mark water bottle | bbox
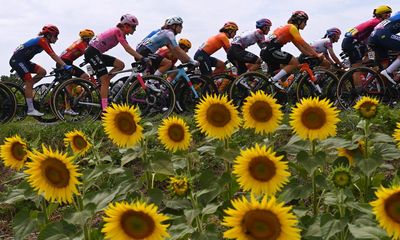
[111,81,124,96]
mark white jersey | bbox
[231,29,266,49]
[310,38,333,54]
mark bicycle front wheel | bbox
[0,83,17,123]
[2,81,27,121]
[126,75,175,122]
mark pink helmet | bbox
[120,14,139,26]
[326,27,341,38]
[40,24,59,35]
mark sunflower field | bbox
[1,93,400,240]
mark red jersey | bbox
[157,46,178,65]
[60,39,88,62]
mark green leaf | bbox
[371,132,395,143]
[38,221,77,240]
[148,188,164,206]
[13,208,39,240]
[184,209,200,225]
[348,224,389,239]
[168,223,195,240]
[357,154,383,177]
[150,152,174,175]
[120,146,142,166]
[165,199,191,210]
[84,188,119,212]
[201,203,221,215]
[64,209,93,226]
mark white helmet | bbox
[165,16,183,26]
[120,14,139,26]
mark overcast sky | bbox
[0,0,398,81]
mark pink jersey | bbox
[346,18,381,42]
[89,27,128,53]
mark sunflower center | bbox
[42,158,70,188]
[242,209,281,240]
[333,171,351,187]
[359,102,377,119]
[301,107,326,130]
[250,101,273,122]
[384,192,400,223]
[168,124,185,142]
[11,142,26,161]
[115,112,137,135]
[249,156,276,182]
[72,135,87,150]
[206,103,231,127]
[120,210,155,239]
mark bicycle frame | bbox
[167,66,200,99]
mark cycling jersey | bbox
[231,29,266,49]
[199,32,231,55]
[369,12,400,59]
[60,39,88,62]
[156,46,178,65]
[89,27,129,53]
[372,12,400,34]
[345,18,381,43]
[311,38,332,54]
[136,29,160,50]
[138,29,178,53]
[268,24,307,47]
[11,36,55,60]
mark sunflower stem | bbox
[310,139,318,216]
[41,197,49,224]
[142,139,152,190]
[224,138,232,200]
[362,119,370,202]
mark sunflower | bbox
[223,195,301,240]
[103,103,143,148]
[0,135,28,171]
[102,201,170,240]
[158,116,191,152]
[233,144,290,196]
[242,91,283,134]
[393,122,400,149]
[24,145,81,204]
[337,140,366,166]
[370,185,400,239]
[169,176,189,196]
[354,96,379,119]
[330,166,352,189]
[290,97,339,141]
[64,130,92,156]
[195,94,240,140]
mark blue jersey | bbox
[374,12,400,34]
[12,36,55,60]
[140,29,178,53]
[136,29,160,50]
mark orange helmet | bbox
[221,21,238,31]
[179,38,192,49]
[79,29,95,39]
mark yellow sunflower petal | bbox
[242,91,283,134]
[0,135,28,171]
[24,145,81,204]
[233,144,290,196]
[102,103,144,148]
[354,96,379,119]
[158,116,191,152]
[393,122,400,149]
[290,97,340,141]
[223,195,301,240]
[370,185,400,239]
[195,94,241,140]
[102,201,170,240]
[64,129,92,156]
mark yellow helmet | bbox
[373,5,392,16]
[178,38,192,49]
[79,29,95,39]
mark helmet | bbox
[373,5,392,16]
[120,14,139,26]
[221,21,239,31]
[179,38,192,49]
[326,27,341,38]
[256,18,272,29]
[289,11,309,24]
[79,29,95,39]
[41,24,59,35]
[165,16,183,26]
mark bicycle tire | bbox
[336,67,385,109]
[52,78,101,122]
[211,73,236,94]
[174,74,217,114]
[32,83,59,123]
[2,81,27,121]
[228,71,274,109]
[125,75,175,122]
[0,82,17,123]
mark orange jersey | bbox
[271,24,307,46]
[200,32,230,55]
[157,46,178,65]
[60,39,88,62]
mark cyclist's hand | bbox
[63,65,73,71]
[189,59,200,67]
[141,57,151,66]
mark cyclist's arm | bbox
[38,38,68,67]
[324,52,335,65]
[294,41,319,57]
[327,47,343,66]
[122,43,144,60]
[170,44,191,63]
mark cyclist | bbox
[9,24,72,117]
[156,38,192,80]
[84,14,146,111]
[260,11,322,90]
[227,18,271,75]
[341,5,392,67]
[136,16,198,76]
[369,11,400,84]
[194,21,239,76]
[309,27,345,69]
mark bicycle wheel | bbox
[110,76,130,104]
[33,83,58,123]
[296,68,339,103]
[228,71,274,109]
[2,81,27,121]
[336,67,385,109]
[125,75,175,121]
[52,78,101,122]
[211,73,236,94]
[174,75,217,114]
[0,83,17,123]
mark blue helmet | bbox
[256,18,272,29]
[326,27,341,38]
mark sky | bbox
[0,0,398,81]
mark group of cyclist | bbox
[7,5,400,118]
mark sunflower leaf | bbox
[38,221,77,240]
[348,223,390,239]
[13,208,39,240]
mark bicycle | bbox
[0,82,17,124]
[167,63,217,114]
[211,61,238,95]
[1,78,27,121]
